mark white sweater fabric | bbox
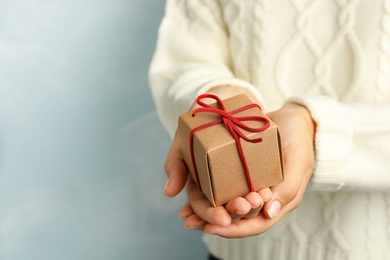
[149,1,390,259]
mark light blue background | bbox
[0,1,207,259]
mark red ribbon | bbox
[189,94,270,193]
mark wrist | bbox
[283,103,316,142]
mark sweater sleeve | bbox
[291,96,390,192]
[148,0,262,137]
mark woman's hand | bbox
[164,86,272,229]
[177,102,316,238]
[164,129,270,229]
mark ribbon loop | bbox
[189,94,270,193]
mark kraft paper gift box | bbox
[178,93,284,207]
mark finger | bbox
[186,178,231,227]
[243,192,264,219]
[183,214,207,230]
[263,129,314,219]
[204,214,273,238]
[224,197,252,222]
[264,166,312,219]
[164,132,188,197]
[204,200,293,238]
[179,201,207,230]
[179,202,194,220]
[257,188,273,203]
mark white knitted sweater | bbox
[149,1,390,259]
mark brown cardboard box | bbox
[178,94,284,207]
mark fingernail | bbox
[231,213,241,223]
[267,200,281,219]
[178,214,187,220]
[185,226,198,230]
[205,230,216,235]
[164,179,170,195]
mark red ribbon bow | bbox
[189,94,270,193]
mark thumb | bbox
[263,165,312,219]
[263,182,299,219]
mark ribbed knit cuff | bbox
[288,96,353,191]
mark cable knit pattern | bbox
[276,0,364,100]
[149,0,390,259]
[250,1,266,87]
[223,0,250,81]
[313,193,350,251]
[377,0,390,101]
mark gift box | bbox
[178,93,284,207]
